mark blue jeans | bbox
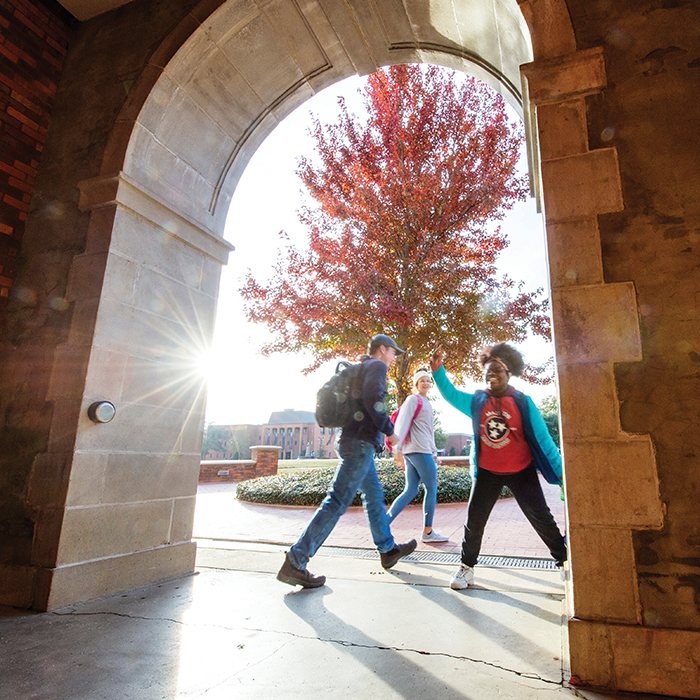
[461,464,567,567]
[387,453,438,528]
[288,439,395,570]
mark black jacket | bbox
[339,357,394,451]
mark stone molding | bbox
[521,46,606,106]
[78,171,234,265]
[551,282,642,365]
[36,541,197,611]
[568,618,700,698]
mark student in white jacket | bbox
[387,368,449,543]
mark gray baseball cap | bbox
[369,334,405,355]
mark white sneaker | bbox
[450,564,474,589]
[421,530,449,543]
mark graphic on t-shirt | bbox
[482,410,513,449]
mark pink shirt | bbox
[478,391,533,474]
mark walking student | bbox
[430,342,567,590]
[387,368,449,543]
[277,334,418,588]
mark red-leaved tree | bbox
[241,64,552,403]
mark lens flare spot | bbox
[48,296,69,311]
[13,286,36,304]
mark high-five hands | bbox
[430,344,444,372]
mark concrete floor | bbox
[0,542,682,699]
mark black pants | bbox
[461,464,567,567]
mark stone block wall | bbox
[0,0,72,314]
[521,2,700,694]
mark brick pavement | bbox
[193,475,566,560]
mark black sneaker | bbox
[276,553,326,588]
[380,539,417,570]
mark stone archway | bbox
[5,0,692,695]
[62,0,538,611]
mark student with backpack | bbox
[277,334,417,588]
[386,368,449,543]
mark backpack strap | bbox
[412,396,423,422]
[388,395,424,452]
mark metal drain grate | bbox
[477,555,557,570]
[316,546,557,570]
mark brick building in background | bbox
[203,409,339,461]
[443,433,472,457]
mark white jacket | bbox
[393,394,438,456]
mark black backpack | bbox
[315,361,366,428]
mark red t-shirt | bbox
[478,389,533,474]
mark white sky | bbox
[203,73,556,435]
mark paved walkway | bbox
[193,475,566,560]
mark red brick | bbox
[7,105,39,131]
[0,72,28,97]
[10,90,45,117]
[13,9,44,39]
[13,159,34,175]
[0,114,23,134]
[32,78,56,99]
[0,42,19,64]
[0,129,34,154]
[44,22,70,48]
[21,125,44,143]
[0,160,25,179]
[45,35,66,56]
[4,39,36,67]
[0,223,13,235]
[8,175,30,192]
[13,0,49,27]
[40,49,60,71]
[3,193,29,212]
[0,274,11,285]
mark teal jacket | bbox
[433,365,562,485]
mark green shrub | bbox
[235,460,513,507]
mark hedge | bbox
[235,459,512,507]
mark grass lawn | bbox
[278,458,338,471]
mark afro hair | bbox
[478,342,525,377]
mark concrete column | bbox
[521,47,691,695]
[30,172,233,610]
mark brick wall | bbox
[0,0,73,316]
[199,446,282,484]
[199,460,257,484]
[437,456,470,469]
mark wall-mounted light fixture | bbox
[88,401,116,424]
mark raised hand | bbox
[430,344,444,372]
